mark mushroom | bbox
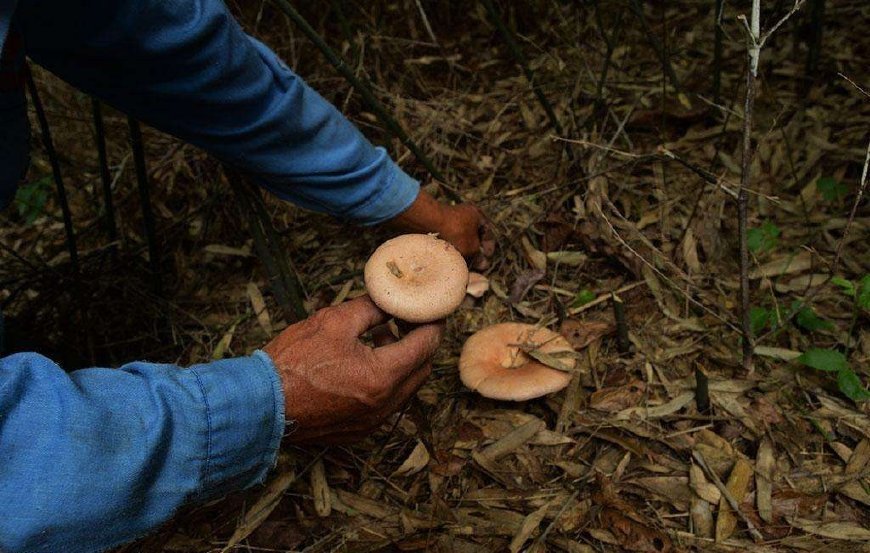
[459,322,575,401]
[364,234,469,323]
[465,272,490,298]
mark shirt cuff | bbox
[348,159,421,226]
[188,350,285,499]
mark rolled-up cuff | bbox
[347,158,421,226]
[188,350,285,499]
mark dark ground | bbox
[1,0,868,551]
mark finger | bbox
[333,294,389,336]
[373,322,443,381]
[478,218,496,257]
[384,362,432,414]
[370,323,397,348]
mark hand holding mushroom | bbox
[265,295,443,444]
[265,234,469,445]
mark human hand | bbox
[388,189,487,258]
[436,203,485,259]
[264,295,443,444]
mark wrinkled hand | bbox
[388,189,487,258]
[437,203,484,259]
[264,295,443,444]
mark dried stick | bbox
[329,0,360,68]
[91,99,118,244]
[692,450,764,542]
[576,0,624,134]
[592,0,623,104]
[269,0,459,201]
[25,68,79,272]
[838,72,869,98]
[413,0,439,46]
[481,0,573,160]
[595,202,743,334]
[128,117,163,297]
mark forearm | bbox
[0,351,284,553]
[19,0,419,225]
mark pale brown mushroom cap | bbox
[465,272,490,298]
[364,234,469,323]
[459,322,575,401]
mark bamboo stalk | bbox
[26,68,97,363]
[127,117,163,297]
[737,2,760,373]
[804,0,825,92]
[695,366,710,413]
[612,292,630,355]
[270,0,459,201]
[247,181,307,322]
[25,67,79,272]
[328,0,359,64]
[592,1,623,105]
[226,170,307,322]
[481,0,573,161]
[92,99,118,243]
[628,0,686,104]
[713,0,725,105]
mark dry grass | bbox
[2,1,869,551]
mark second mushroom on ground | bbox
[459,322,576,401]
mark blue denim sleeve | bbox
[0,350,285,553]
[15,0,420,225]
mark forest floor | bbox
[2,1,869,551]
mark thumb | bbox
[373,322,444,382]
[370,323,397,348]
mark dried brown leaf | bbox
[221,467,296,552]
[756,438,775,523]
[715,458,753,542]
[310,458,331,517]
[590,380,646,412]
[247,281,272,336]
[559,319,612,350]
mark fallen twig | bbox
[692,450,764,542]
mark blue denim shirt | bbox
[0,0,420,222]
[0,0,421,551]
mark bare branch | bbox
[759,0,807,47]
[838,72,870,98]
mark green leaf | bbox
[857,275,870,311]
[570,289,595,308]
[837,369,870,402]
[14,176,52,224]
[831,277,855,297]
[816,176,848,202]
[792,301,833,331]
[798,348,849,372]
[750,307,772,335]
[747,221,780,253]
